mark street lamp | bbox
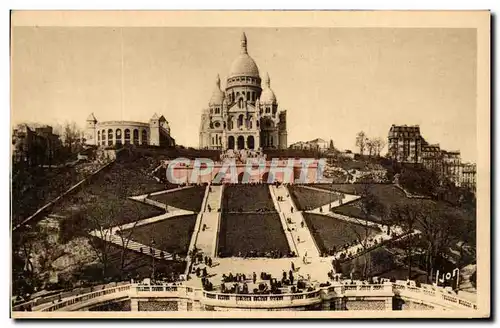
[151,238,156,281]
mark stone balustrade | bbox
[16,279,477,312]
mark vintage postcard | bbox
[10,10,490,319]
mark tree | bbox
[348,186,382,278]
[62,121,82,154]
[82,196,119,280]
[372,138,386,157]
[115,210,142,279]
[416,206,456,284]
[355,131,368,155]
[389,204,421,280]
[366,139,374,158]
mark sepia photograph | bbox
[9,10,490,319]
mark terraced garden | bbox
[149,186,206,212]
[288,185,342,211]
[223,184,275,212]
[123,214,197,256]
[303,213,380,255]
[218,213,290,257]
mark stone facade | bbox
[199,32,287,151]
[388,124,471,187]
[12,124,62,166]
[85,113,175,148]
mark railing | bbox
[201,289,322,308]
[40,285,132,312]
[16,279,477,312]
[393,282,477,310]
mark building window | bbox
[247,92,251,101]
[133,129,139,145]
[108,129,113,146]
[141,129,148,145]
[210,108,213,114]
[115,129,122,145]
[97,131,100,142]
[124,129,131,145]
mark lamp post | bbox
[151,238,156,281]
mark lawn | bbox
[302,213,380,255]
[12,165,98,225]
[123,214,197,256]
[51,154,172,231]
[150,186,206,212]
[223,185,276,212]
[288,185,342,211]
[217,213,290,257]
[78,240,187,282]
[310,184,474,228]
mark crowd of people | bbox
[219,149,266,163]
[202,269,315,295]
[218,250,297,259]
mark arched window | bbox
[97,131,100,142]
[133,129,139,145]
[212,137,215,145]
[238,114,244,128]
[239,98,244,109]
[107,129,113,146]
[115,129,122,145]
[124,129,131,145]
[247,92,251,101]
[249,120,253,129]
[141,129,148,145]
[102,129,106,145]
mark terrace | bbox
[218,213,290,258]
[223,184,275,212]
[149,186,206,212]
[303,213,380,256]
[122,214,197,256]
[288,185,343,211]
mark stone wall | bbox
[138,300,179,311]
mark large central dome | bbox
[228,32,260,78]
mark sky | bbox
[11,27,477,162]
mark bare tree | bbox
[348,186,382,278]
[389,204,420,280]
[415,206,455,284]
[366,139,374,158]
[63,121,82,154]
[355,131,368,155]
[82,198,120,280]
[374,137,387,157]
[115,216,141,278]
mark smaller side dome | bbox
[260,73,277,104]
[209,74,225,105]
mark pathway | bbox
[269,185,320,259]
[193,185,224,258]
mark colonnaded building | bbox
[199,32,288,151]
[84,113,175,148]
